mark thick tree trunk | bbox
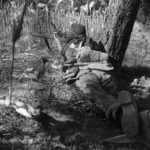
[100,0,140,67]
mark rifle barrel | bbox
[32,33,54,39]
[63,63,88,67]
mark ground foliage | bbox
[0,1,150,150]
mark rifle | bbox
[31,33,54,39]
[63,62,114,71]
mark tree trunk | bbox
[100,0,140,67]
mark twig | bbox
[31,33,54,39]
[8,43,15,106]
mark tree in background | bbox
[137,0,150,24]
[99,0,141,67]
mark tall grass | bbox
[0,0,150,69]
[53,10,105,38]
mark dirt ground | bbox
[0,32,150,150]
[0,4,150,148]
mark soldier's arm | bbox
[77,46,109,63]
[84,38,106,52]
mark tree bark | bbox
[99,0,140,67]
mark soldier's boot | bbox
[118,91,139,138]
[107,91,150,148]
[137,110,150,148]
[107,90,139,138]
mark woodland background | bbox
[0,0,150,150]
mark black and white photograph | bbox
[0,0,150,149]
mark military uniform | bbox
[55,23,150,146]
[56,24,121,112]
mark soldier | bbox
[55,23,106,52]
[54,23,150,147]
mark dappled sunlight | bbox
[0,0,150,150]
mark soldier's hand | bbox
[76,46,92,62]
[65,58,77,64]
[63,67,79,79]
